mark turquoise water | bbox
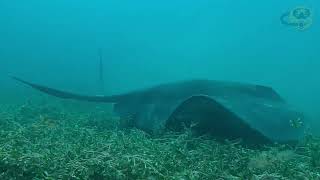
[0,1,319,127]
[0,1,320,179]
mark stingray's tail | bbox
[11,76,117,103]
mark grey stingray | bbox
[12,76,305,144]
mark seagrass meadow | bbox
[1,0,320,179]
[0,99,319,180]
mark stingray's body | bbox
[12,77,305,144]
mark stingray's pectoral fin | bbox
[11,76,116,103]
[166,95,272,145]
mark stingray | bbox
[12,76,305,145]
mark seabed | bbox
[0,99,319,179]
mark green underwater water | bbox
[0,0,320,179]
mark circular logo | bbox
[292,7,311,19]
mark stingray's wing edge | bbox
[165,95,272,145]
